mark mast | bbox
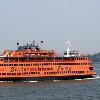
[64,41,71,57]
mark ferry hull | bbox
[0,75,94,82]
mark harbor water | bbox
[0,63,100,100]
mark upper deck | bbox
[0,41,88,59]
[0,41,56,58]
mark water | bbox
[0,64,100,100]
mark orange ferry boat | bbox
[0,41,96,81]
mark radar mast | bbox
[64,41,71,57]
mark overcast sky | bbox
[0,0,100,54]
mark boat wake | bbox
[75,75,100,81]
[0,75,100,82]
[93,75,100,79]
[23,81,38,83]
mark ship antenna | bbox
[17,42,19,49]
[33,40,35,46]
[65,41,71,57]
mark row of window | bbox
[0,72,40,76]
[44,71,85,74]
[2,57,89,62]
[0,71,86,76]
[0,63,91,66]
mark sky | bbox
[0,0,100,54]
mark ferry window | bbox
[48,53,51,56]
[81,71,83,73]
[23,64,25,66]
[66,63,68,65]
[46,68,49,70]
[39,63,41,66]
[19,64,23,66]
[43,53,47,55]
[17,73,21,75]
[47,57,54,60]
[23,72,28,75]
[2,73,6,75]
[61,63,64,65]
[14,64,18,66]
[0,59,3,61]
[55,57,62,60]
[35,72,38,74]
[30,64,32,66]
[82,58,84,60]
[12,73,16,75]
[75,58,77,60]
[44,63,48,65]
[77,58,79,60]
[59,72,61,74]
[74,63,77,65]
[78,71,80,74]
[34,63,39,66]
[74,58,77,60]
[7,73,10,75]
[18,53,21,55]
[26,64,29,66]
[38,68,41,71]
[84,63,85,65]
[58,63,61,65]
[31,72,35,74]
[71,58,74,60]
[9,73,11,75]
